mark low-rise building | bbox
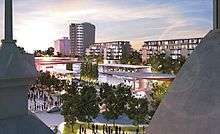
[35,57,80,72]
[98,64,175,93]
[86,41,131,64]
[141,38,203,61]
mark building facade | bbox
[86,41,131,64]
[141,38,203,61]
[69,22,95,57]
[54,37,71,56]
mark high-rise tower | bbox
[69,22,95,57]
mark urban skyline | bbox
[0,0,212,53]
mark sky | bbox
[0,0,213,53]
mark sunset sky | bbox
[0,0,213,53]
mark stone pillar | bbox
[0,0,54,133]
[5,0,13,41]
[0,78,33,119]
[214,0,220,29]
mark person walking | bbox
[96,125,98,133]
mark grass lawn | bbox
[62,122,146,134]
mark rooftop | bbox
[102,70,175,80]
[99,64,150,69]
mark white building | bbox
[141,38,203,61]
[86,41,131,64]
[98,64,175,93]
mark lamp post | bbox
[214,0,220,29]
[5,0,13,41]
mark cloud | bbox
[0,0,212,52]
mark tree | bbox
[80,56,99,82]
[55,52,62,57]
[147,53,186,74]
[100,83,118,124]
[50,75,61,91]
[115,84,132,114]
[46,47,54,56]
[173,56,186,74]
[77,84,100,125]
[37,71,51,85]
[34,50,44,57]
[66,63,73,71]
[100,83,132,126]
[37,71,61,92]
[127,98,149,127]
[150,82,170,116]
[121,51,142,65]
[61,82,80,132]
[34,47,55,57]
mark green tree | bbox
[173,56,186,74]
[50,75,61,91]
[147,53,186,74]
[115,84,132,114]
[37,71,61,92]
[34,50,44,57]
[38,71,51,85]
[80,56,99,82]
[66,63,73,71]
[150,82,170,115]
[100,83,132,126]
[34,47,54,57]
[121,51,142,65]
[127,97,149,127]
[78,84,100,125]
[100,83,118,124]
[46,47,54,56]
[61,82,80,132]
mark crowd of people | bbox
[28,86,145,134]
[79,124,145,134]
[28,86,61,112]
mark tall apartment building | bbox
[86,41,131,64]
[141,38,203,61]
[69,22,95,57]
[54,37,71,56]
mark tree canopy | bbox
[121,50,142,65]
[127,97,149,126]
[80,56,99,82]
[147,53,186,74]
[149,82,171,116]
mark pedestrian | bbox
[92,124,95,134]
[119,127,121,134]
[136,128,139,134]
[108,126,111,134]
[103,125,105,134]
[84,128,86,134]
[96,125,98,133]
[79,125,82,134]
[105,125,108,133]
[115,126,118,134]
